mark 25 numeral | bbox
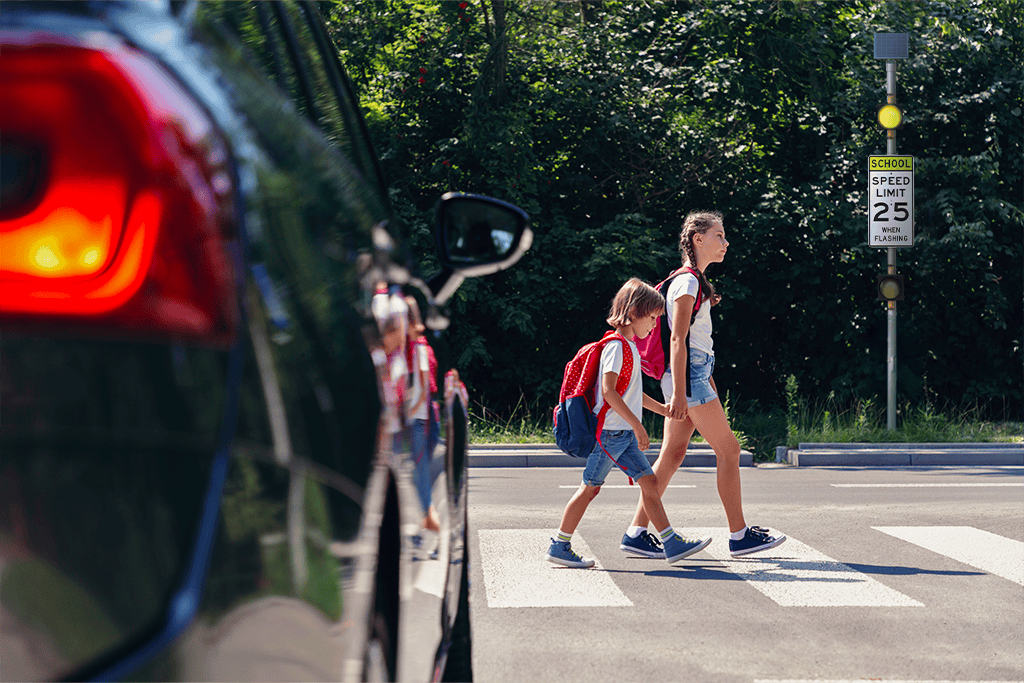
[873,201,910,222]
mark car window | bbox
[190,0,386,500]
[196,1,383,195]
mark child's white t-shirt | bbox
[666,271,713,355]
[382,350,406,435]
[592,338,642,431]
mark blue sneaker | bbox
[729,526,786,557]
[663,534,712,564]
[546,539,595,568]
[620,530,665,558]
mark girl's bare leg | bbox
[631,415,696,528]
[688,398,746,533]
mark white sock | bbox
[657,526,675,542]
[627,526,647,538]
[730,526,748,541]
[556,529,572,543]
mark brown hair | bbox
[607,278,665,327]
[405,295,424,333]
[678,210,722,303]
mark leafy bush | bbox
[327,0,1023,424]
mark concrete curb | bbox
[468,443,753,468]
[466,442,1024,468]
[777,442,1024,467]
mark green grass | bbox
[468,395,554,444]
[785,396,1023,448]
[466,393,752,450]
[468,387,1022,462]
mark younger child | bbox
[546,278,712,568]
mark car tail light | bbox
[0,36,239,345]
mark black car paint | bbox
[0,2,527,681]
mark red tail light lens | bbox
[0,36,238,344]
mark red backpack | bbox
[552,331,633,459]
[635,266,705,392]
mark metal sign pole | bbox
[886,60,898,431]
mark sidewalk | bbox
[467,442,1024,468]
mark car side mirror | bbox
[430,193,532,303]
[436,193,531,276]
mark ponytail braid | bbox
[678,211,721,304]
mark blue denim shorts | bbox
[582,430,655,487]
[660,349,717,408]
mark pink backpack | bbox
[635,266,704,384]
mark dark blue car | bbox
[0,2,530,680]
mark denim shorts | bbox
[582,430,655,487]
[660,349,717,408]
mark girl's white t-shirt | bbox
[592,338,642,431]
[405,342,431,423]
[666,271,713,355]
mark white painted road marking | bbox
[755,679,1023,683]
[477,529,633,608]
[687,528,923,607]
[476,526,1021,610]
[873,526,1024,586]
[833,482,1022,488]
[412,555,446,598]
[557,484,695,489]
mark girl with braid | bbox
[618,211,787,559]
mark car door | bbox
[174,2,412,680]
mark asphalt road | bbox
[466,464,1024,683]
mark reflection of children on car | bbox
[371,287,408,450]
[405,297,440,534]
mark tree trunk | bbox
[488,0,508,106]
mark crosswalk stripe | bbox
[833,483,1022,488]
[686,528,923,607]
[873,526,1024,586]
[754,679,1022,682]
[558,484,695,489]
[477,529,633,608]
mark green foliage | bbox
[326,0,1023,423]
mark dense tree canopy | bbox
[324,0,1023,421]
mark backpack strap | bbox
[656,276,675,379]
[656,267,689,374]
[681,266,707,398]
[594,331,632,434]
[593,331,637,483]
[660,267,705,397]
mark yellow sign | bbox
[869,156,913,171]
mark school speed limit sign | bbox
[868,155,914,247]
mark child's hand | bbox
[635,424,650,451]
[668,395,688,421]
